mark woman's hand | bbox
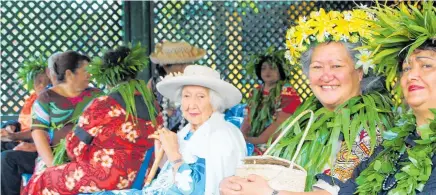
[219,176,246,195]
[148,127,181,162]
[220,175,274,195]
[238,175,274,195]
[32,129,54,167]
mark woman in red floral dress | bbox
[22,45,160,194]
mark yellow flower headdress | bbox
[285,8,376,74]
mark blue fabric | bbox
[246,143,254,156]
[21,173,33,186]
[224,104,246,119]
[131,146,154,190]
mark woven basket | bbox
[236,110,315,192]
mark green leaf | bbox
[406,35,430,58]
[374,160,382,171]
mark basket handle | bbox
[263,110,315,164]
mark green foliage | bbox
[363,1,436,91]
[356,109,436,195]
[87,43,149,87]
[18,56,47,90]
[88,43,157,125]
[268,92,394,191]
[53,139,69,166]
[247,80,284,137]
[110,79,157,125]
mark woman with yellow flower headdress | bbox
[220,6,395,195]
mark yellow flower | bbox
[333,15,352,39]
[292,21,314,46]
[350,34,360,43]
[310,9,336,42]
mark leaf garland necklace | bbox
[356,109,436,195]
[268,92,394,191]
[247,80,285,137]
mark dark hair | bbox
[103,46,137,82]
[398,40,436,72]
[53,51,90,82]
[254,56,287,83]
[156,64,168,77]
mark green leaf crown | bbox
[18,57,48,90]
[362,1,436,90]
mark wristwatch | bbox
[271,189,279,195]
[171,158,183,166]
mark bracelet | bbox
[271,189,279,195]
[171,158,183,165]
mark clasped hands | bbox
[148,127,181,162]
[219,175,274,195]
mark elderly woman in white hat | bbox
[149,41,206,132]
[97,65,246,195]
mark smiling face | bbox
[181,85,215,130]
[308,42,363,110]
[400,49,436,112]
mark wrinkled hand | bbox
[148,127,181,161]
[237,175,273,195]
[13,142,37,152]
[219,176,247,195]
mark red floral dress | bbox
[22,95,160,195]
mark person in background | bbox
[1,57,51,151]
[148,41,206,132]
[242,47,301,154]
[21,51,102,194]
[1,53,59,195]
[23,44,160,194]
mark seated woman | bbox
[220,8,394,195]
[242,47,301,154]
[22,51,103,194]
[1,57,51,151]
[22,45,160,194]
[97,65,247,195]
[347,3,436,194]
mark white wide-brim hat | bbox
[156,65,242,110]
[150,41,206,65]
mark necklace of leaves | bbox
[356,108,436,195]
[247,80,285,137]
[268,92,394,191]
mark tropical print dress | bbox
[89,131,207,195]
[30,88,102,173]
[23,93,160,195]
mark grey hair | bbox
[300,41,385,93]
[47,52,63,77]
[174,86,226,113]
[300,41,362,77]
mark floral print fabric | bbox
[22,94,157,195]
